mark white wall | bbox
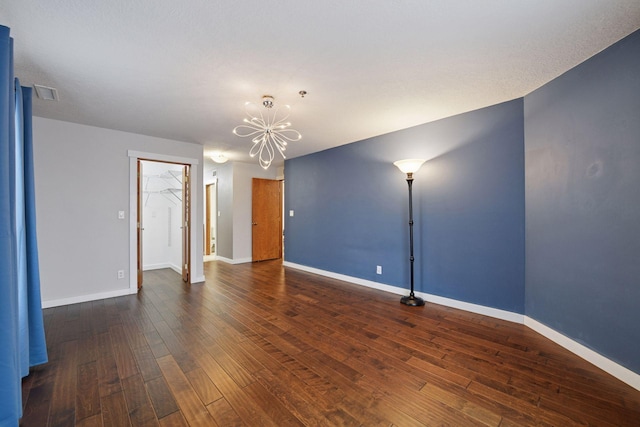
[33,117,204,307]
[212,161,277,263]
[215,162,233,259]
[232,162,277,261]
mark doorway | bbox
[204,181,217,261]
[138,160,191,288]
[128,150,199,293]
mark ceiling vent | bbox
[33,84,59,101]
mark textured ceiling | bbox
[2,1,640,167]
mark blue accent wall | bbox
[524,30,640,373]
[285,99,525,313]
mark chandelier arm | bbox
[273,105,292,122]
[249,136,265,157]
[274,129,302,142]
[265,138,275,161]
[270,131,288,147]
[244,102,261,120]
[269,134,288,158]
[249,142,261,158]
[248,117,267,127]
[252,133,269,147]
[233,125,265,138]
[254,138,275,170]
[235,124,263,132]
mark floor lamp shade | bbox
[393,159,426,175]
[394,159,426,306]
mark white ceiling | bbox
[3,1,640,167]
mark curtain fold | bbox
[0,25,48,426]
[20,84,48,369]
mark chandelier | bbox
[232,95,302,169]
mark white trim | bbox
[168,263,182,275]
[42,287,137,309]
[128,152,200,293]
[283,261,639,391]
[525,317,640,391]
[143,264,204,283]
[143,263,173,271]
[216,256,252,265]
[283,261,523,323]
[127,150,199,165]
[424,293,524,324]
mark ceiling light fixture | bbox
[210,152,228,164]
[232,95,301,170]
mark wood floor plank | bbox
[251,366,335,426]
[121,374,160,427]
[206,398,245,427]
[20,368,54,427]
[156,355,217,427]
[195,351,278,426]
[100,390,131,427]
[75,361,101,421]
[23,262,640,426]
[48,340,78,427]
[240,381,305,426]
[145,376,180,420]
[184,367,223,405]
[75,414,103,427]
[109,324,139,379]
[157,411,190,427]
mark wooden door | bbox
[252,178,282,262]
[182,165,191,282]
[137,160,143,289]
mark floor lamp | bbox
[393,159,426,307]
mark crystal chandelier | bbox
[232,95,302,169]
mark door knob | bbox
[252,222,257,226]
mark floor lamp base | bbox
[400,295,425,307]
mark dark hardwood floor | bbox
[21,260,640,426]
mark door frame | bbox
[128,150,200,293]
[205,182,217,256]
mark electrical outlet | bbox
[376,265,382,275]
[117,270,125,279]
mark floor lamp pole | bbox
[393,158,426,307]
[401,173,424,306]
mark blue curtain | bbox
[1,25,48,426]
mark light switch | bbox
[118,211,125,220]
[289,210,294,217]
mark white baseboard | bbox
[144,263,182,275]
[143,263,172,271]
[42,287,137,309]
[216,256,252,265]
[524,317,640,391]
[283,261,639,391]
[191,275,206,284]
[283,262,523,323]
